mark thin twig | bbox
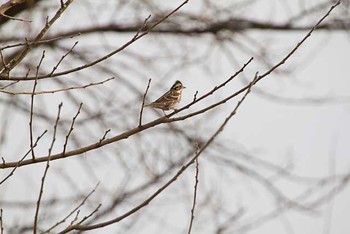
[69,211,80,227]
[193,91,198,102]
[29,51,45,160]
[62,103,83,156]
[98,129,111,145]
[0,77,115,95]
[33,103,63,234]
[76,204,102,225]
[50,41,78,75]
[134,15,152,38]
[188,142,200,234]
[139,78,151,127]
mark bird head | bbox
[171,80,186,92]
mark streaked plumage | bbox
[145,80,185,112]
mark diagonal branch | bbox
[138,78,151,127]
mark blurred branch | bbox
[0,0,42,25]
[232,171,350,233]
[44,183,99,234]
[187,143,200,234]
[0,33,81,50]
[7,14,348,42]
[0,0,30,22]
[2,0,190,80]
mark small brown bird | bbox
[145,80,185,114]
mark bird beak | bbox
[183,86,186,89]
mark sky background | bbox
[1,0,350,233]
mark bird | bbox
[144,80,185,114]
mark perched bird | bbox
[145,80,185,114]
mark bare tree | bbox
[0,0,349,233]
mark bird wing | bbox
[153,90,178,103]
